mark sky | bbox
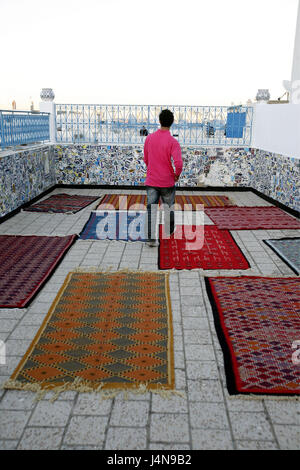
[0,0,298,109]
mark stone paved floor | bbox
[0,188,299,450]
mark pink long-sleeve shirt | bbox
[143,129,183,187]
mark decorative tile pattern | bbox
[55,145,147,186]
[54,145,299,211]
[1,143,299,218]
[251,150,300,213]
[54,145,254,187]
[0,145,56,218]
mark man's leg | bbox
[146,186,160,243]
[160,186,176,237]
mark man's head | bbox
[159,109,174,128]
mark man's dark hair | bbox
[159,109,174,128]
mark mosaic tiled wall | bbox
[1,143,298,218]
[54,144,299,211]
[55,144,255,187]
[0,145,56,218]
[55,145,147,186]
[251,149,299,212]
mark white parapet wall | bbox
[252,103,300,159]
[39,101,56,143]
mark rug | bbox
[158,225,250,270]
[205,276,300,396]
[96,193,235,211]
[24,194,99,213]
[0,235,77,308]
[171,194,235,210]
[263,238,300,275]
[96,194,147,211]
[4,271,175,396]
[79,211,147,241]
[205,207,300,230]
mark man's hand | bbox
[174,174,179,182]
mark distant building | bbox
[12,100,16,110]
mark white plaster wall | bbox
[291,0,300,84]
[39,101,56,143]
[252,103,300,158]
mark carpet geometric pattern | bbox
[171,194,235,210]
[205,207,300,230]
[24,193,99,213]
[0,235,77,308]
[159,225,250,270]
[96,194,147,211]
[205,276,300,395]
[79,212,147,241]
[6,271,174,392]
[263,238,300,275]
[96,193,235,211]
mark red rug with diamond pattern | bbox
[0,235,77,307]
[205,206,300,229]
[205,276,300,396]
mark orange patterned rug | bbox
[4,271,175,398]
[96,193,235,210]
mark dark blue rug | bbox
[79,212,147,241]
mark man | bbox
[143,109,183,247]
[140,126,149,136]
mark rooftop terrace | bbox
[1,0,300,455]
[0,186,299,450]
[0,76,300,452]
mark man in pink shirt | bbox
[143,109,183,246]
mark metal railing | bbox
[0,110,50,149]
[56,104,253,147]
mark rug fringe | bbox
[2,378,184,402]
[3,378,297,402]
[72,267,170,276]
